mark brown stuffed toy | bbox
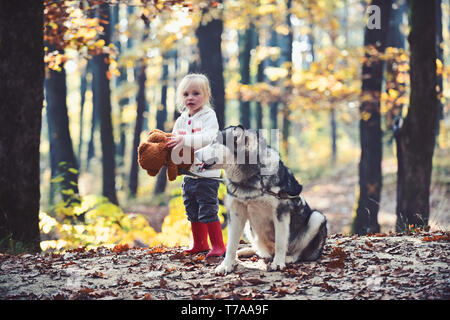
[138,129,193,181]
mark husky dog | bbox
[195,125,327,274]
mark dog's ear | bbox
[234,125,245,144]
[278,163,303,196]
[234,125,245,135]
[256,131,268,153]
[245,129,259,163]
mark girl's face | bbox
[183,84,206,116]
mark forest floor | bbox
[1,156,449,300]
[0,231,448,300]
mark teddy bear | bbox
[138,129,193,181]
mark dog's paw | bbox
[215,260,236,275]
[268,258,286,271]
[285,255,296,263]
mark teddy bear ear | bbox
[148,132,168,144]
[166,162,178,181]
[149,128,166,136]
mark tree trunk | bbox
[238,26,253,129]
[154,59,169,195]
[268,27,279,130]
[86,7,98,170]
[281,0,293,156]
[0,1,44,253]
[45,60,80,205]
[128,62,146,197]
[330,108,337,165]
[385,0,407,132]
[86,73,98,170]
[255,27,264,130]
[195,4,225,130]
[79,60,91,169]
[435,0,443,139]
[112,4,128,168]
[395,0,437,231]
[92,3,118,205]
[329,34,338,166]
[129,19,150,198]
[352,0,392,235]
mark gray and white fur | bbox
[195,125,327,274]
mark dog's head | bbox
[195,125,266,171]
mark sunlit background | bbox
[39,0,450,252]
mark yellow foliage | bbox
[438,121,449,149]
[258,3,277,16]
[151,183,228,247]
[436,59,443,75]
[39,195,158,252]
[40,183,229,252]
[265,66,289,82]
[151,196,191,247]
[361,111,371,122]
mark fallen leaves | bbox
[113,244,130,253]
[245,278,267,285]
[147,246,166,254]
[90,271,106,279]
[325,246,347,269]
[159,278,168,289]
[422,233,450,242]
[0,231,449,300]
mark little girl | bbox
[166,74,225,257]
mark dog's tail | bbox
[237,247,256,257]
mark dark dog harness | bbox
[225,175,302,201]
[181,169,300,200]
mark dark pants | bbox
[182,177,220,224]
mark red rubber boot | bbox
[184,222,210,255]
[206,221,226,257]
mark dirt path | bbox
[303,159,449,235]
[1,231,448,300]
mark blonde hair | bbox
[175,73,212,113]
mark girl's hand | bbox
[166,135,184,149]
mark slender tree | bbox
[395,0,437,231]
[129,17,150,197]
[195,2,225,129]
[86,79,99,170]
[268,26,279,131]
[0,0,44,252]
[86,7,98,170]
[45,57,80,205]
[385,0,407,132]
[255,28,264,130]
[79,60,91,169]
[92,3,118,205]
[238,25,253,129]
[435,0,443,138]
[352,0,392,235]
[329,34,338,165]
[280,0,293,156]
[154,55,170,195]
[113,4,133,168]
[128,60,147,197]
